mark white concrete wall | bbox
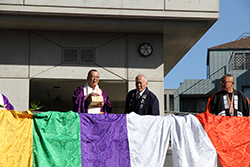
[0,0,219,19]
[0,30,30,111]
[126,34,164,115]
[0,79,29,111]
[29,32,164,80]
[0,30,29,78]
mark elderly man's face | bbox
[87,71,100,88]
[221,76,234,92]
[136,75,148,92]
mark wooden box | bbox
[89,96,103,107]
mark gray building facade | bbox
[174,35,250,113]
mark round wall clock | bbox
[139,43,153,57]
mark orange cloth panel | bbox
[0,110,33,167]
[196,112,250,167]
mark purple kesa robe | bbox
[0,93,14,110]
[72,86,112,113]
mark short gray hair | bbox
[136,74,147,82]
[222,74,234,82]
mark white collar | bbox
[137,88,146,97]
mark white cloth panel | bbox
[0,94,3,106]
[83,83,102,113]
[234,95,238,110]
[127,112,171,167]
[171,114,218,167]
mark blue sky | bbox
[164,0,250,89]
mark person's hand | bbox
[84,92,100,100]
[91,92,100,97]
[96,102,104,107]
[92,93,103,107]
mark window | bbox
[164,94,175,112]
[233,52,250,70]
[180,97,208,113]
[169,95,174,111]
[63,48,95,64]
[164,95,166,111]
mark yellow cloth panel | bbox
[0,110,33,167]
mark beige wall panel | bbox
[25,0,164,10]
[29,31,127,79]
[0,30,29,77]
[147,81,164,116]
[96,35,127,80]
[30,66,88,79]
[30,66,124,80]
[127,34,163,81]
[0,65,28,77]
[0,0,22,4]
[166,0,219,11]
[126,34,164,115]
[128,64,164,81]
[30,32,62,65]
[0,5,219,19]
[31,31,123,48]
[97,68,127,80]
[0,79,29,111]
[29,31,62,78]
[61,33,124,48]
[127,80,136,92]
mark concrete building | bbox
[164,89,176,114]
[0,0,219,115]
[174,35,250,113]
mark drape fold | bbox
[196,112,250,167]
[0,110,33,167]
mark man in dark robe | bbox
[206,74,250,116]
[124,74,159,115]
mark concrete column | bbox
[166,94,170,111]
[0,79,29,111]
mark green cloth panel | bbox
[33,111,81,167]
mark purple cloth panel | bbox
[79,113,130,167]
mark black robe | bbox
[124,87,159,115]
[206,89,250,116]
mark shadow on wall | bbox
[30,79,127,113]
[0,30,163,69]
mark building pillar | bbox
[0,79,29,111]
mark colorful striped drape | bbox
[2,110,249,167]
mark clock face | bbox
[139,43,153,57]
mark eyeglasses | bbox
[90,76,100,79]
[220,80,233,84]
